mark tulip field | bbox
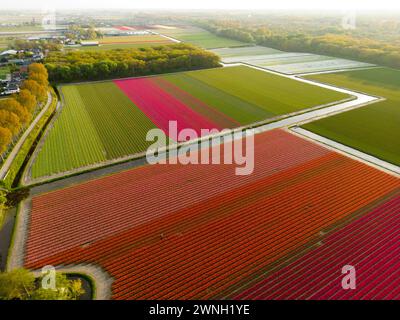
[30,65,349,179]
[153,25,248,48]
[23,130,400,299]
[4,9,400,305]
[235,192,400,300]
[30,82,159,178]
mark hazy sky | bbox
[1,0,399,11]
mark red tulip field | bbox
[235,192,400,300]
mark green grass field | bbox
[155,26,248,49]
[31,66,349,179]
[0,37,9,49]
[302,68,400,166]
[31,83,158,178]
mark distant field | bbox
[0,25,43,32]
[214,46,375,74]
[155,26,248,49]
[69,35,174,51]
[256,53,333,66]
[302,68,400,166]
[267,58,374,74]
[31,66,349,178]
[0,37,11,49]
[0,66,10,79]
[113,26,136,31]
[99,35,172,45]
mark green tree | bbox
[0,269,85,300]
[0,268,35,300]
[31,273,84,300]
[28,63,48,77]
[28,72,49,87]
[44,44,221,82]
[20,79,47,103]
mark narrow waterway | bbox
[0,207,16,271]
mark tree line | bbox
[10,39,62,52]
[45,43,221,82]
[0,63,49,157]
[196,20,400,69]
[64,25,103,41]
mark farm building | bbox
[81,41,99,46]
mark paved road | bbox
[0,91,52,181]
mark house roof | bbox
[81,41,99,46]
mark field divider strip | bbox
[151,31,182,43]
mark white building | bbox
[0,50,18,57]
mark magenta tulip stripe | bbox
[235,192,400,300]
[151,77,240,129]
[114,77,222,138]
